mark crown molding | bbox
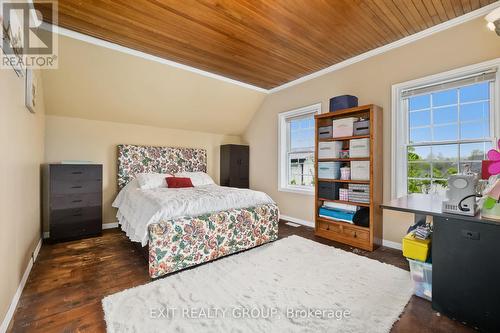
[42,2,500,95]
[268,1,500,93]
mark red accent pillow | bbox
[166,177,194,188]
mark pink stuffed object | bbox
[487,139,500,176]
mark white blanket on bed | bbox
[112,183,275,246]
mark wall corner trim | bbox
[0,238,42,333]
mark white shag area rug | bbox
[102,235,413,333]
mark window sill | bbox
[278,186,315,196]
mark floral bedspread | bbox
[148,203,279,278]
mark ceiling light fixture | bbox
[485,7,500,36]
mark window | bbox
[278,103,321,194]
[392,61,499,198]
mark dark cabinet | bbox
[44,164,103,242]
[433,216,500,332]
[220,145,249,188]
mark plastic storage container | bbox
[351,161,370,180]
[318,141,343,159]
[349,138,370,158]
[317,181,340,200]
[403,233,431,261]
[408,259,432,301]
[348,184,370,203]
[331,117,358,138]
[353,119,370,135]
[318,162,341,179]
[318,126,333,139]
[329,95,358,112]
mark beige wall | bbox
[243,17,500,243]
[0,69,45,325]
[44,116,242,228]
[41,36,266,136]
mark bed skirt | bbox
[148,203,279,278]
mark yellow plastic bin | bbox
[402,233,431,261]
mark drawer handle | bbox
[73,213,83,217]
[353,232,357,238]
[72,171,83,175]
[71,186,83,189]
[72,200,82,203]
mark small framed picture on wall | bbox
[25,69,38,113]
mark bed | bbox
[113,144,279,278]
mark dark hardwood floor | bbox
[8,221,474,332]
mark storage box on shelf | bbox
[314,104,383,251]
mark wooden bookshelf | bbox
[314,104,383,251]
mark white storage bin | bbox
[318,162,341,179]
[349,138,370,158]
[408,259,432,301]
[318,141,343,159]
[331,117,358,138]
[351,161,370,181]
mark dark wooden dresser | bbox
[43,164,103,242]
[220,144,249,188]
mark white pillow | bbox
[175,171,215,187]
[135,173,172,189]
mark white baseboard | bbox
[280,214,315,228]
[382,239,402,250]
[102,222,119,230]
[0,238,42,333]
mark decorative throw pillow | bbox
[166,177,194,188]
[174,172,215,186]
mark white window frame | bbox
[391,58,500,199]
[278,103,321,195]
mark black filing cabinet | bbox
[220,145,249,188]
[433,216,500,332]
[44,164,103,242]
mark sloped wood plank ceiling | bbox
[35,0,497,89]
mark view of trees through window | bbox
[406,81,492,194]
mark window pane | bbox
[460,142,491,161]
[409,95,430,110]
[460,82,489,103]
[288,152,314,186]
[433,89,457,107]
[433,162,458,179]
[290,116,314,150]
[433,124,458,141]
[432,144,458,161]
[460,101,489,122]
[408,146,432,161]
[408,162,431,178]
[409,110,431,127]
[433,106,457,124]
[459,162,483,176]
[410,127,431,143]
[460,121,489,139]
[408,179,431,194]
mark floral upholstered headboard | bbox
[117,144,207,189]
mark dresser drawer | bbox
[318,221,342,233]
[51,206,101,225]
[51,193,101,210]
[51,165,102,182]
[52,180,101,195]
[50,217,101,241]
[342,226,370,241]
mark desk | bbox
[382,194,500,333]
